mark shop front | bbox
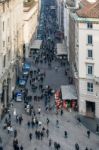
[55,85,77,111]
[86,101,95,118]
[61,85,77,111]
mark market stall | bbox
[61,85,77,110]
[56,43,67,59]
[55,90,62,109]
[30,40,42,52]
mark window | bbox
[88,49,93,58]
[87,82,93,92]
[8,18,9,27]
[3,41,5,47]
[87,65,93,75]
[8,50,11,60]
[8,36,10,42]
[88,35,93,45]
[87,22,93,29]
[3,4,5,12]
[3,21,4,31]
[3,55,6,68]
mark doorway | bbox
[86,101,95,117]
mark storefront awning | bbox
[61,85,77,100]
[30,40,42,50]
[56,43,67,56]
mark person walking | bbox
[60,109,63,116]
[85,147,88,150]
[40,131,43,140]
[87,130,90,138]
[56,120,59,128]
[38,107,41,115]
[64,131,67,138]
[46,129,49,138]
[19,115,23,125]
[14,129,17,138]
[96,124,99,133]
[16,115,19,123]
[75,143,79,150]
[49,138,52,147]
[0,146,3,150]
[20,145,23,150]
[46,118,50,126]
[29,133,32,141]
[27,121,30,128]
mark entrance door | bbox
[86,101,95,117]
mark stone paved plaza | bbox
[0,0,99,149]
[0,58,99,150]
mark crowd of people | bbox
[0,0,98,149]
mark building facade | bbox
[23,0,39,58]
[0,0,24,118]
[69,0,99,118]
[63,0,76,61]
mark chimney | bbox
[75,0,80,8]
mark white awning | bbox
[30,40,42,50]
[61,85,77,100]
[56,43,67,56]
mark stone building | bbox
[0,0,39,118]
[0,0,24,117]
[69,0,99,118]
[23,0,39,58]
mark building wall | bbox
[64,4,69,59]
[69,9,99,118]
[79,78,99,118]
[78,23,99,78]
[78,22,99,118]
[0,0,23,117]
[23,2,38,58]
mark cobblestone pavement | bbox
[0,0,99,149]
[0,58,99,150]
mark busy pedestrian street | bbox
[0,0,99,150]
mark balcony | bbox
[23,0,37,12]
[23,0,35,7]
